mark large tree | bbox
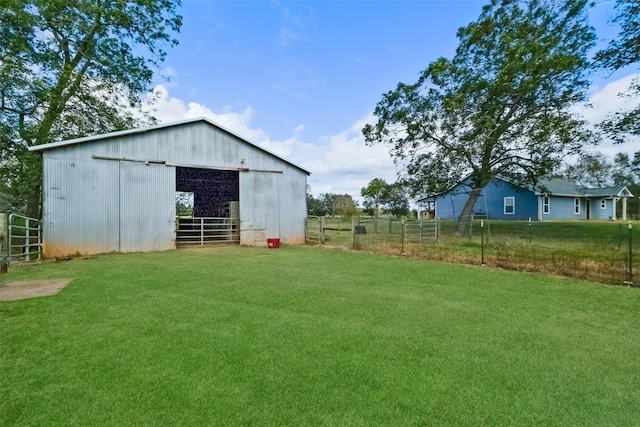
[0,0,182,217]
[381,182,410,218]
[361,178,410,218]
[561,151,613,188]
[360,178,389,216]
[595,0,640,142]
[363,0,596,233]
[333,194,357,217]
[611,151,640,186]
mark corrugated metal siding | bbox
[119,162,175,252]
[41,120,306,255]
[277,169,307,244]
[42,156,119,257]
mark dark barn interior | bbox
[176,167,239,217]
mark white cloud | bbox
[139,76,640,202]
[148,85,269,143]
[144,85,398,201]
[300,117,398,197]
[585,73,640,126]
[581,73,640,158]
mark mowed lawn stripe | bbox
[1,246,639,426]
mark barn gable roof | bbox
[28,117,310,175]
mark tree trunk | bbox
[25,184,41,220]
[456,187,483,236]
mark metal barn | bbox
[29,117,310,257]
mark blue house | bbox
[418,176,634,221]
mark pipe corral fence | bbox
[1,213,42,268]
[0,213,7,273]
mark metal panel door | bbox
[250,173,267,245]
[239,172,279,246]
[119,162,175,252]
[264,173,280,239]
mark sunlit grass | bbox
[1,246,639,425]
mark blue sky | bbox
[148,0,639,201]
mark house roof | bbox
[583,186,634,198]
[28,117,311,175]
[534,179,633,198]
[416,175,634,203]
[534,178,583,196]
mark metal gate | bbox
[404,219,438,243]
[305,216,324,245]
[175,217,240,247]
[8,213,42,265]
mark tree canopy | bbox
[361,178,410,218]
[306,191,357,217]
[561,152,613,188]
[595,0,640,142]
[332,194,357,217]
[0,0,182,215]
[360,178,389,216]
[363,0,596,230]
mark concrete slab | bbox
[0,279,73,302]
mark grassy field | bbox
[1,246,639,425]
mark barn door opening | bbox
[175,167,240,246]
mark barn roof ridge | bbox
[28,116,310,175]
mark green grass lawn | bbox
[1,246,639,426]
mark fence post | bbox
[0,213,7,274]
[24,217,31,260]
[627,221,633,286]
[401,217,406,256]
[320,217,326,245]
[618,222,623,251]
[528,217,532,244]
[481,219,485,265]
[351,216,356,250]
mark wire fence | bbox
[306,215,639,287]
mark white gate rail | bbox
[305,216,324,245]
[176,217,240,246]
[8,213,42,265]
[404,219,438,243]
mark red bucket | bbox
[267,238,280,249]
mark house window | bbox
[504,196,515,215]
[543,196,550,214]
[601,199,606,209]
[574,198,580,215]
